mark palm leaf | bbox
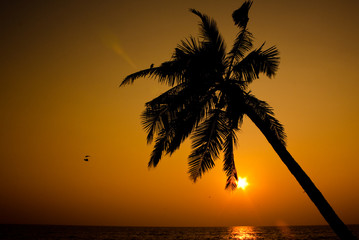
[165,90,215,154]
[147,99,213,168]
[245,93,286,146]
[143,82,216,158]
[223,128,238,190]
[142,104,168,144]
[227,29,253,65]
[189,9,226,61]
[188,109,227,181]
[232,1,253,29]
[142,85,185,144]
[224,0,254,79]
[120,61,184,87]
[174,36,226,86]
[144,83,187,109]
[232,44,279,85]
[175,37,202,57]
[148,128,172,168]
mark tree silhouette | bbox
[120,1,356,239]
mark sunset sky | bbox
[1,0,359,227]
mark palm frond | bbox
[142,105,165,144]
[144,83,187,109]
[223,127,238,190]
[147,94,214,168]
[120,61,184,87]
[148,129,171,168]
[174,36,226,86]
[227,29,253,64]
[232,1,253,29]
[232,44,279,85]
[120,68,155,86]
[189,9,226,60]
[245,93,286,146]
[141,84,187,144]
[165,90,215,154]
[175,37,202,57]
[226,0,253,73]
[142,82,216,156]
[188,109,227,181]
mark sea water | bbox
[1,224,359,240]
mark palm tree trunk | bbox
[246,109,357,240]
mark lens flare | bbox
[100,28,137,69]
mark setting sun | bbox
[237,177,249,190]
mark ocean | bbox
[1,224,358,240]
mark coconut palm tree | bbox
[120,1,356,239]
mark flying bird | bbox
[84,155,90,161]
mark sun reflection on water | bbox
[230,226,257,239]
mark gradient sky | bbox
[1,0,359,227]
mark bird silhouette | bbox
[84,155,90,161]
[150,63,154,68]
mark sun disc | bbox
[237,177,249,190]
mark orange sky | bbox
[1,0,359,227]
